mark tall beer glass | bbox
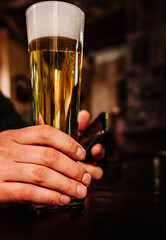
[26,1,85,210]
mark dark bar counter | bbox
[0,155,166,240]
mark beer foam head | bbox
[26,1,85,44]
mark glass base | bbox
[32,198,85,213]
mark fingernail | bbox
[60,195,70,205]
[77,184,87,198]
[76,146,86,160]
[82,173,91,186]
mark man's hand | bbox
[78,110,105,180]
[0,125,91,205]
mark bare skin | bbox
[0,110,104,206]
[78,110,105,173]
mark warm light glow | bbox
[0,29,11,98]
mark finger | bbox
[78,110,90,134]
[5,125,86,161]
[13,144,91,186]
[91,144,105,161]
[78,162,103,180]
[0,182,70,205]
[3,162,88,199]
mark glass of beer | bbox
[26,1,85,210]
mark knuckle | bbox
[67,140,77,156]
[72,164,85,181]
[47,191,57,205]
[38,125,53,140]
[0,141,11,157]
[32,166,46,184]
[0,130,10,138]
[0,129,16,142]
[63,180,72,194]
[0,131,12,153]
[42,148,56,166]
[19,186,33,201]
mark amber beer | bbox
[26,1,85,210]
[29,36,82,140]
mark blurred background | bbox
[0,0,166,156]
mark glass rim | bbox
[26,1,85,18]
